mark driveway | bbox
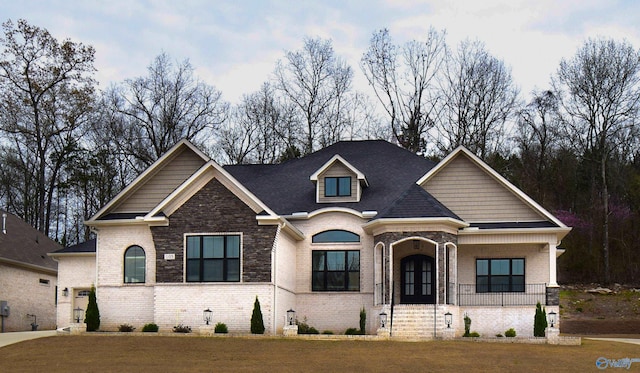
[0,331,57,348]
[586,337,640,345]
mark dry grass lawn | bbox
[0,335,639,372]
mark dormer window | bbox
[325,176,352,197]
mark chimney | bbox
[2,213,6,234]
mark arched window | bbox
[124,245,145,283]
[312,230,360,243]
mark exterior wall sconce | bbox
[287,309,296,326]
[444,312,452,328]
[203,308,213,325]
[379,311,387,328]
[73,307,84,323]
[62,288,69,297]
[548,310,557,328]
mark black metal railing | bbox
[457,283,546,306]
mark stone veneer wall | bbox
[545,286,560,306]
[375,231,457,304]
[151,178,277,283]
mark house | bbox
[51,140,570,338]
[0,209,59,332]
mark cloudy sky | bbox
[2,0,639,103]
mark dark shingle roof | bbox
[376,184,461,220]
[225,140,440,217]
[0,209,60,271]
[52,239,96,254]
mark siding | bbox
[114,148,206,213]
[422,155,543,222]
[318,162,359,203]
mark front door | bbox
[401,255,435,304]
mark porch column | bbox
[548,243,558,286]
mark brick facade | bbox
[151,178,277,283]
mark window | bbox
[324,176,351,197]
[39,278,50,285]
[124,245,145,283]
[312,250,360,291]
[312,230,360,243]
[186,235,240,282]
[476,258,524,293]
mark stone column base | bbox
[442,328,455,340]
[199,325,215,336]
[377,327,390,339]
[546,327,560,344]
[283,325,298,336]
[70,323,86,335]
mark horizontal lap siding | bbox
[115,148,206,213]
[423,155,543,222]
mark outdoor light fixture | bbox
[548,310,557,328]
[203,308,213,325]
[444,311,452,328]
[62,287,69,297]
[73,307,83,323]
[287,309,296,326]
[379,311,387,328]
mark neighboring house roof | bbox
[50,239,96,255]
[225,140,438,216]
[0,209,59,273]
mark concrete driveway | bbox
[0,331,57,348]
[586,337,640,345]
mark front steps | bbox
[390,304,446,340]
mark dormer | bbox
[310,155,369,203]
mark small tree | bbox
[534,302,548,337]
[463,314,471,337]
[85,285,100,331]
[250,296,265,334]
[359,307,366,335]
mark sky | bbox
[2,0,640,104]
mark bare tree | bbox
[437,39,519,159]
[275,37,354,154]
[361,28,446,154]
[553,37,640,283]
[105,53,228,170]
[0,19,96,234]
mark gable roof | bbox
[309,154,369,186]
[225,140,438,217]
[376,184,461,220]
[49,239,96,256]
[0,209,59,273]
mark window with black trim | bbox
[186,235,240,282]
[312,230,360,243]
[312,250,360,291]
[476,258,524,293]
[124,245,145,283]
[324,176,351,197]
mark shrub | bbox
[463,314,471,337]
[359,306,366,335]
[142,323,159,332]
[118,324,135,332]
[496,333,503,338]
[469,331,480,337]
[250,296,265,334]
[85,285,100,332]
[173,324,191,333]
[505,328,516,337]
[533,302,548,337]
[322,330,334,335]
[296,318,319,334]
[345,327,361,335]
[214,322,228,334]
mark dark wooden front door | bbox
[401,255,435,304]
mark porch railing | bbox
[457,283,546,306]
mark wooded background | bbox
[1,19,639,284]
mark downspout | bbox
[2,212,7,234]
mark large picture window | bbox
[124,245,145,283]
[476,258,524,293]
[186,235,240,282]
[312,250,360,291]
[324,176,351,197]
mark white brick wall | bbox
[55,255,96,328]
[0,263,57,331]
[97,285,154,330]
[458,305,560,338]
[97,225,157,286]
[296,293,375,333]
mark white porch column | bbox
[548,242,558,286]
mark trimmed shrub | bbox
[505,328,516,338]
[173,324,191,333]
[214,322,228,334]
[85,285,100,332]
[359,307,366,335]
[463,314,471,337]
[118,324,135,332]
[496,333,503,338]
[296,318,319,334]
[534,302,548,337]
[250,296,265,334]
[322,330,334,335]
[345,327,360,335]
[469,331,480,337]
[142,323,159,332]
